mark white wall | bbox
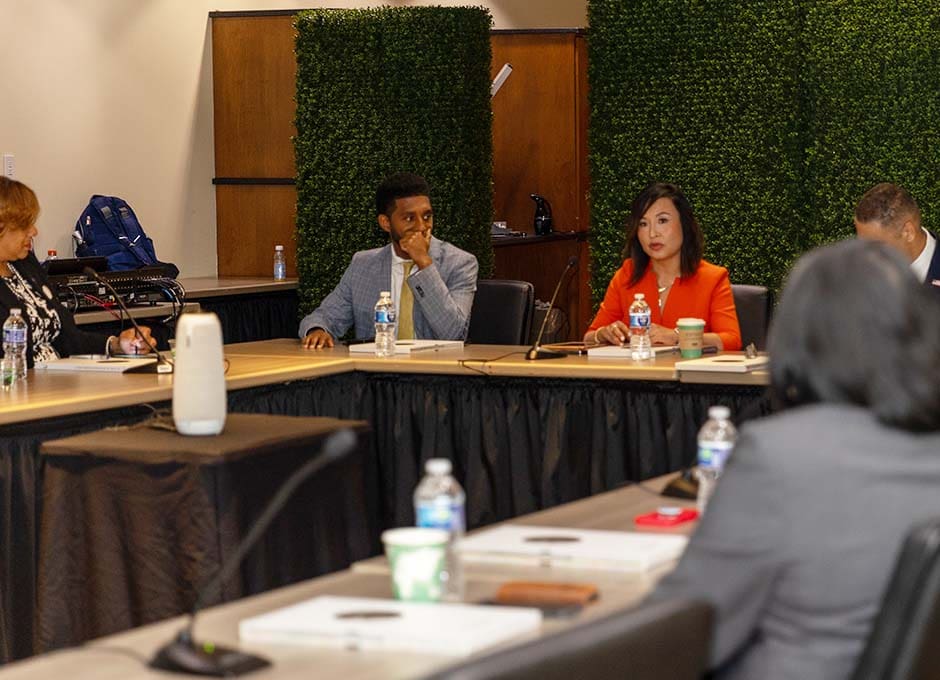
[0,1,587,277]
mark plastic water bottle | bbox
[696,405,737,514]
[629,293,652,360]
[374,291,396,357]
[414,458,466,601]
[3,308,28,383]
[273,245,286,281]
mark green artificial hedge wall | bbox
[802,2,940,249]
[294,7,494,317]
[588,0,940,305]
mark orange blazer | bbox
[589,260,742,350]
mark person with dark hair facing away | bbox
[584,182,741,350]
[300,172,478,348]
[649,239,940,680]
[0,177,153,366]
[854,182,940,293]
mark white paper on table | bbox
[457,524,688,572]
[586,345,677,358]
[34,356,159,373]
[239,595,541,656]
[674,354,769,373]
[347,340,464,354]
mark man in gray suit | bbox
[300,172,478,348]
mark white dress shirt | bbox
[910,228,936,284]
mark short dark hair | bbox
[853,182,920,231]
[375,172,430,216]
[622,182,704,286]
[769,239,940,431]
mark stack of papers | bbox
[35,356,159,373]
[674,354,768,373]
[239,595,541,656]
[457,525,688,572]
[348,340,464,354]
[586,345,677,358]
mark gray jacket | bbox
[651,403,940,680]
[298,236,478,341]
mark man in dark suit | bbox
[854,182,940,293]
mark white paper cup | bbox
[677,318,706,358]
[381,527,449,602]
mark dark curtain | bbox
[36,432,375,653]
[0,404,156,662]
[198,292,298,344]
[230,373,769,530]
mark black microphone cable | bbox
[83,266,173,372]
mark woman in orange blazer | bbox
[585,182,741,350]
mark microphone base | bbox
[525,346,566,361]
[124,359,174,374]
[149,637,270,677]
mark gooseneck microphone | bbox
[82,266,173,373]
[149,428,359,676]
[525,256,578,360]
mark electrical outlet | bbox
[2,154,14,179]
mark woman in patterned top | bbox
[0,177,153,366]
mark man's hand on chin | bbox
[399,229,433,269]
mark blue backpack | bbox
[74,195,179,277]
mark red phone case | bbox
[634,508,699,527]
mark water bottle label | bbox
[697,441,734,471]
[375,310,397,324]
[3,327,26,344]
[629,312,650,329]
[416,500,465,533]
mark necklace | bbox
[657,278,675,310]
[657,277,675,294]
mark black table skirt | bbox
[229,372,770,528]
[36,426,376,653]
[197,291,299,344]
[0,405,157,663]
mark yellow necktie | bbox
[399,262,414,340]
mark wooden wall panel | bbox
[216,185,297,277]
[493,235,589,340]
[490,31,591,339]
[491,33,585,233]
[212,15,297,178]
[575,35,590,235]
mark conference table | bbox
[0,340,768,662]
[0,475,696,679]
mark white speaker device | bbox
[172,312,227,436]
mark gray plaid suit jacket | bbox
[298,236,478,341]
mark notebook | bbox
[348,340,464,354]
[35,355,160,373]
[457,525,688,572]
[586,344,678,358]
[674,354,769,373]
[239,595,541,656]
